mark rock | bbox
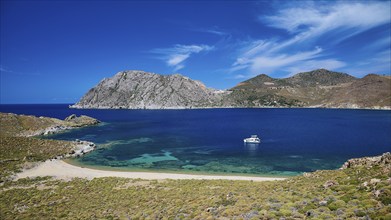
[370,178,381,185]
[242,210,259,219]
[64,115,100,126]
[336,209,345,216]
[373,190,382,197]
[226,192,234,200]
[319,200,328,206]
[323,180,338,188]
[64,114,77,121]
[206,207,217,213]
[341,152,391,169]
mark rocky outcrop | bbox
[54,139,96,159]
[64,114,100,127]
[341,152,391,169]
[71,69,391,109]
[71,70,229,109]
[0,113,100,137]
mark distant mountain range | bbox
[71,69,391,109]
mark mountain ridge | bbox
[71,69,391,110]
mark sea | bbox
[1,104,390,177]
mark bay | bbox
[1,104,390,176]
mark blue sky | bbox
[1,0,390,104]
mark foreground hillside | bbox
[71,69,391,109]
[0,113,390,219]
[1,152,390,219]
[0,113,100,182]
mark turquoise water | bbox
[1,105,391,176]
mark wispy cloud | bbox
[262,1,390,48]
[191,26,229,36]
[231,1,390,77]
[0,65,41,76]
[344,49,391,77]
[0,66,13,73]
[151,44,213,71]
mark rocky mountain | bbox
[228,69,391,109]
[71,70,228,109]
[72,69,391,109]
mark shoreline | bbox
[65,159,293,178]
[15,159,286,182]
[69,105,391,111]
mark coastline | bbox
[69,105,391,111]
[65,158,293,178]
[15,159,286,182]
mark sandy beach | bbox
[15,160,286,182]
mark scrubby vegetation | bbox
[1,154,390,219]
[0,136,74,182]
[0,112,99,182]
[0,112,99,137]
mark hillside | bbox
[71,70,227,109]
[0,113,100,182]
[229,69,391,109]
[72,69,391,109]
[1,149,390,218]
[0,113,100,137]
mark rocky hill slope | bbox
[0,113,100,181]
[72,69,391,109]
[0,113,100,137]
[229,69,391,109]
[71,70,228,109]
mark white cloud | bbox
[344,49,391,77]
[151,44,213,71]
[230,1,390,77]
[233,46,327,75]
[194,27,228,36]
[233,74,247,79]
[167,54,190,67]
[263,1,391,44]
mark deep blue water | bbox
[1,104,391,176]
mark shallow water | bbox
[2,104,391,176]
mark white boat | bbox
[243,135,261,143]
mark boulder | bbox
[64,114,77,121]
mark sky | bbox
[1,0,390,104]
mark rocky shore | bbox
[341,152,391,169]
[52,139,96,160]
[0,112,100,137]
[0,112,100,181]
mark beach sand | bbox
[15,160,286,182]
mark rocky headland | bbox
[71,69,391,110]
[0,113,100,181]
[71,70,227,109]
[0,113,100,137]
